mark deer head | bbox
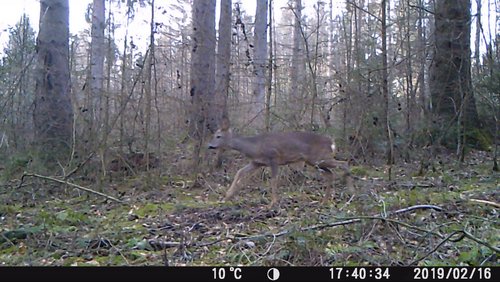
[208,117,232,150]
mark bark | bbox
[34,0,74,167]
[417,0,427,118]
[265,0,274,131]
[144,0,155,171]
[405,0,415,134]
[252,0,268,129]
[289,0,304,127]
[215,0,232,122]
[189,0,216,170]
[473,0,481,76]
[88,0,105,150]
[430,0,479,130]
[381,0,393,165]
[189,0,216,138]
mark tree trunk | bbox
[430,0,480,149]
[404,0,415,135]
[189,0,216,137]
[473,0,481,76]
[215,0,232,122]
[381,0,393,166]
[342,4,354,142]
[252,0,268,129]
[88,0,105,152]
[189,0,216,169]
[97,3,113,187]
[289,0,303,127]
[34,0,74,168]
[417,0,427,119]
[144,0,155,173]
[266,0,274,131]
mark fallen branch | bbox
[304,215,445,239]
[21,173,125,204]
[148,239,181,250]
[145,205,446,252]
[234,204,444,241]
[193,238,226,248]
[410,229,500,265]
[387,204,443,215]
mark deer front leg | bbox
[320,159,354,195]
[224,162,259,202]
[214,148,226,168]
[320,168,336,203]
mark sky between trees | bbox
[1,0,495,58]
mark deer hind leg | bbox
[224,162,260,202]
[268,163,280,208]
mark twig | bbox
[193,238,225,248]
[346,0,381,22]
[408,4,436,15]
[469,198,500,208]
[359,216,445,239]
[410,230,463,265]
[296,205,443,233]
[298,217,361,232]
[108,240,130,265]
[260,233,277,257]
[21,173,125,204]
[461,230,500,253]
[64,152,95,180]
[0,232,16,247]
[339,194,355,211]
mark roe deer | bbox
[208,118,352,208]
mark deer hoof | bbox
[267,200,279,210]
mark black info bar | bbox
[0,266,497,282]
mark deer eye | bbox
[216,135,221,139]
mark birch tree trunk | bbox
[88,0,105,152]
[473,0,481,76]
[252,0,268,129]
[144,0,155,172]
[265,0,274,131]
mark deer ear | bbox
[220,116,230,131]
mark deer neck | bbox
[228,136,260,158]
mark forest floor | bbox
[0,149,498,266]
